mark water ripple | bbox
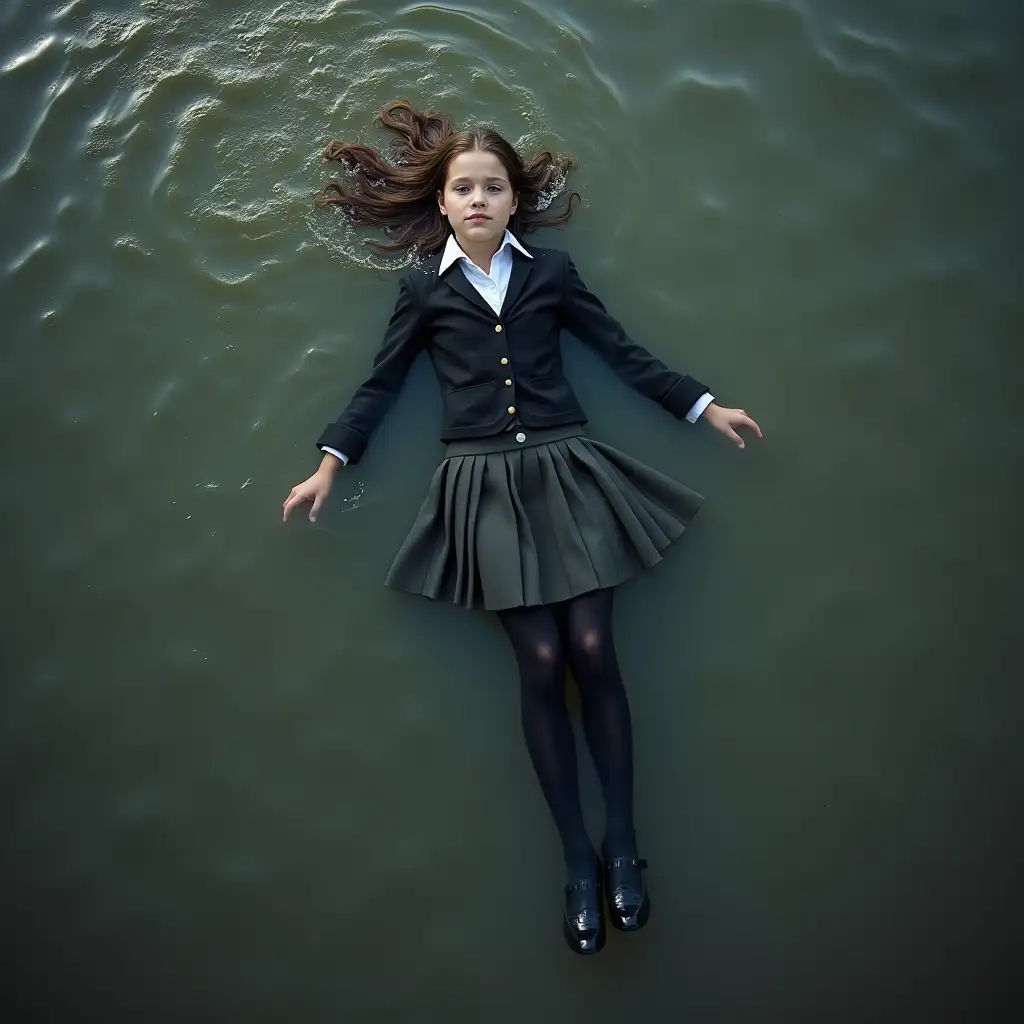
[51,0,85,22]
[836,24,906,59]
[0,33,57,73]
[70,14,149,54]
[7,236,51,275]
[398,3,524,49]
[0,71,78,185]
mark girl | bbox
[282,101,762,955]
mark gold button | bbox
[494,324,503,333]
[507,405,516,414]
[500,357,509,365]
[505,378,512,386]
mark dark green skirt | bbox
[384,425,704,611]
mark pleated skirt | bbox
[384,425,705,611]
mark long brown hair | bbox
[316,100,580,255]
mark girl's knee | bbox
[568,626,608,665]
[532,639,559,666]
[572,627,604,659]
[517,639,565,691]
[567,626,618,685]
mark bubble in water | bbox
[534,168,567,212]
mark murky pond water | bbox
[2,0,1020,1018]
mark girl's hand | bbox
[282,468,334,523]
[704,402,763,449]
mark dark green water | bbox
[2,0,1021,1019]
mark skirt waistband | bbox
[443,424,585,458]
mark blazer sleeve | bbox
[558,253,709,419]
[316,274,425,465]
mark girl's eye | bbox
[454,185,470,194]
[488,185,503,193]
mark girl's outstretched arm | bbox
[558,254,710,419]
[316,274,426,465]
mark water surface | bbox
[2,0,1021,1019]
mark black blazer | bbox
[317,244,709,464]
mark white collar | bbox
[438,229,533,275]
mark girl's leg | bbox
[497,603,598,882]
[561,587,638,860]
[563,587,649,931]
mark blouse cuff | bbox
[685,393,714,424]
[320,446,349,466]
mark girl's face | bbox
[438,149,517,249]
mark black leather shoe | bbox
[603,856,650,931]
[563,877,606,955]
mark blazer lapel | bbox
[500,249,533,316]
[440,264,494,316]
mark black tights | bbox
[498,587,637,881]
